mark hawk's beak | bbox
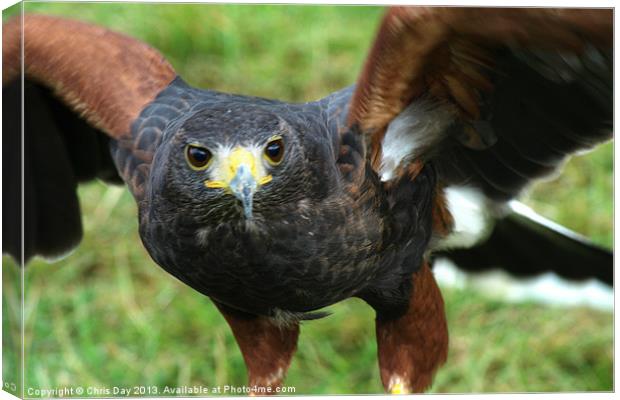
[205,147,272,219]
[229,164,257,219]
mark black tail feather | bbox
[434,202,613,286]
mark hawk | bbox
[3,7,612,394]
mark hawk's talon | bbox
[389,382,410,395]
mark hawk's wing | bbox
[347,7,612,200]
[2,14,177,262]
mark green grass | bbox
[3,3,613,396]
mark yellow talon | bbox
[390,382,407,395]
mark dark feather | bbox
[435,46,612,200]
[3,80,123,263]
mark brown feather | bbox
[431,187,454,238]
[3,14,177,138]
[347,7,448,135]
[442,73,480,119]
[376,263,448,393]
[216,304,299,393]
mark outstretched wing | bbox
[347,7,612,200]
[2,14,177,263]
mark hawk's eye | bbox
[264,137,284,165]
[185,144,213,170]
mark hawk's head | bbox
[149,104,314,222]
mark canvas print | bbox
[2,2,613,397]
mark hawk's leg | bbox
[214,302,299,395]
[364,263,448,394]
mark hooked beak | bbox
[204,147,272,219]
[229,164,257,219]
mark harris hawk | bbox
[2,6,612,394]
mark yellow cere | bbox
[204,147,273,189]
[228,147,258,179]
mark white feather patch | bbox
[380,98,456,182]
[434,186,497,250]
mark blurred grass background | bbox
[2,3,613,395]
